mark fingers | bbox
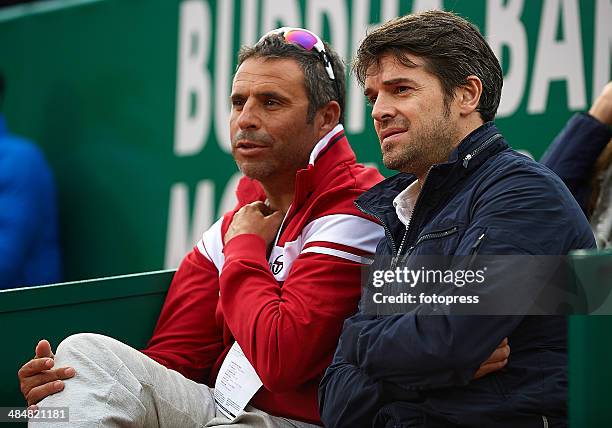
[19,358,54,378]
[472,358,508,380]
[250,201,275,216]
[487,343,511,364]
[35,340,54,359]
[22,367,74,391]
[25,379,66,406]
[265,209,284,223]
[472,340,511,380]
[19,361,76,405]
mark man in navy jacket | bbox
[319,11,595,428]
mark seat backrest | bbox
[0,269,174,409]
[569,249,612,427]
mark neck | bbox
[260,175,296,213]
[455,116,486,149]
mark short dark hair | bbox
[237,33,346,124]
[353,10,503,122]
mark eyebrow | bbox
[230,90,291,103]
[382,77,419,86]
[258,91,291,101]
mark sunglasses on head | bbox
[259,27,336,81]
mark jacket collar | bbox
[355,122,507,232]
[234,124,355,209]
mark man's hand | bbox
[472,337,510,380]
[224,201,285,247]
[18,340,75,406]
[589,81,612,126]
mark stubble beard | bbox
[236,159,277,181]
[382,114,457,177]
[234,144,310,184]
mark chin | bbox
[240,164,275,181]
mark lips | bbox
[234,140,270,156]
[379,128,407,144]
[235,141,267,149]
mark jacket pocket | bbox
[404,225,461,258]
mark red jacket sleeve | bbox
[143,248,224,383]
[219,233,364,392]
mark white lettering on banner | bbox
[241,0,258,46]
[307,0,348,60]
[347,0,399,134]
[218,172,242,216]
[487,0,528,117]
[168,0,608,267]
[593,0,612,99]
[412,0,443,12]
[165,181,214,269]
[261,0,300,34]
[214,0,234,154]
[165,175,241,269]
[174,0,211,156]
[528,0,586,114]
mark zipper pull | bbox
[470,233,485,254]
[463,153,473,168]
[468,232,486,268]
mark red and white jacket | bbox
[144,125,384,424]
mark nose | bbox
[236,99,261,130]
[371,93,395,123]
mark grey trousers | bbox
[31,333,321,428]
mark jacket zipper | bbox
[266,205,292,261]
[399,226,459,265]
[404,226,459,258]
[463,133,503,168]
[392,228,409,268]
[358,133,500,266]
[391,168,436,267]
[355,169,428,265]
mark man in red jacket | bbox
[18,28,508,427]
[18,28,385,427]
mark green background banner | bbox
[0,0,609,281]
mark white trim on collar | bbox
[308,124,345,166]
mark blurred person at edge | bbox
[16,28,508,428]
[0,71,61,289]
[318,11,595,428]
[542,81,612,248]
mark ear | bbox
[456,75,483,117]
[315,101,341,139]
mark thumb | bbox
[36,340,54,359]
[266,210,285,224]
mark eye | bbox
[264,99,281,107]
[395,86,411,94]
[231,97,245,109]
[366,96,377,106]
